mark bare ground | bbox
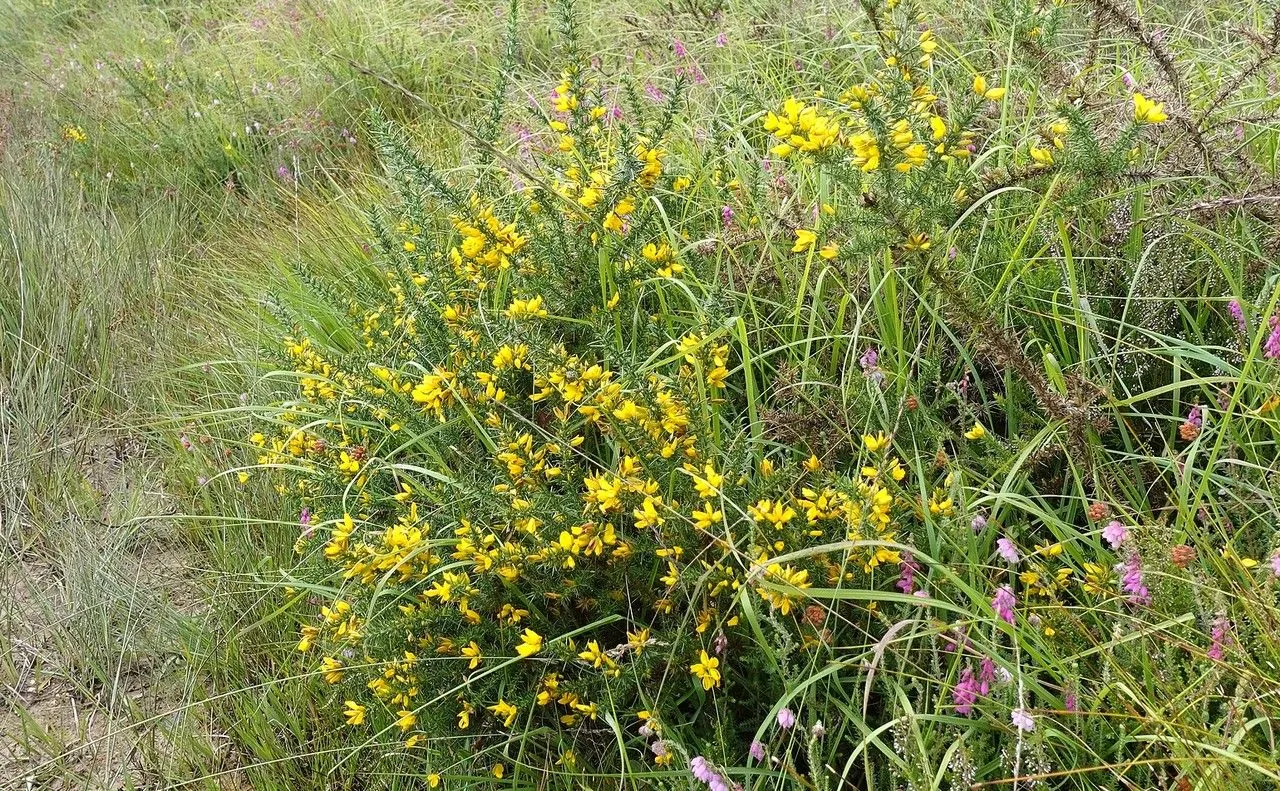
[0,439,244,790]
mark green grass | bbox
[4,0,1280,787]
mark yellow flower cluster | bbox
[448,197,528,286]
[763,97,841,158]
[269,293,927,759]
[542,69,667,246]
[764,25,980,178]
[249,58,956,776]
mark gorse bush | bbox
[242,0,1280,788]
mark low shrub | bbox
[245,0,1280,787]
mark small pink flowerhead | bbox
[690,755,715,783]
[992,585,1016,624]
[1102,520,1128,549]
[996,537,1019,564]
[1010,708,1035,732]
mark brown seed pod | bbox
[1171,544,1196,569]
[1179,421,1201,441]
[905,394,919,411]
[1087,501,1110,522]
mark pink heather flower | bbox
[1121,553,1150,605]
[993,585,1016,624]
[1208,617,1231,660]
[1265,316,1280,359]
[691,756,719,786]
[1102,520,1128,549]
[1010,708,1035,732]
[1235,124,1245,141]
[644,82,666,103]
[1187,405,1204,428]
[896,552,921,594]
[1122,71,1135,90]
[1065,691,1078,713]
[860,347,886,387]
[776,707,796,729]
[952,667,979,715]
[715,32,728,47]
[1228,299,1246,332]
[721,205,734,227]
[996,537,1019,564]
[276,164,294,183]
[1270,553,1280,577]
[971,514,987,533]
[978,656,996,696]
[650,740,666,756]
[673,39,688,58]
[713,631,728,656]
[748,740,765,761]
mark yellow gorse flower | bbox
[396,709,417,731]
[1133,92,1167,124]
[689,650,722,690]
[343,701,366,726]
[862,432,891,452]
[487,699,518,728]
[792,228,818,253]
[972,74,1007,101]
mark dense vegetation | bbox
[5,0,1280,788]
